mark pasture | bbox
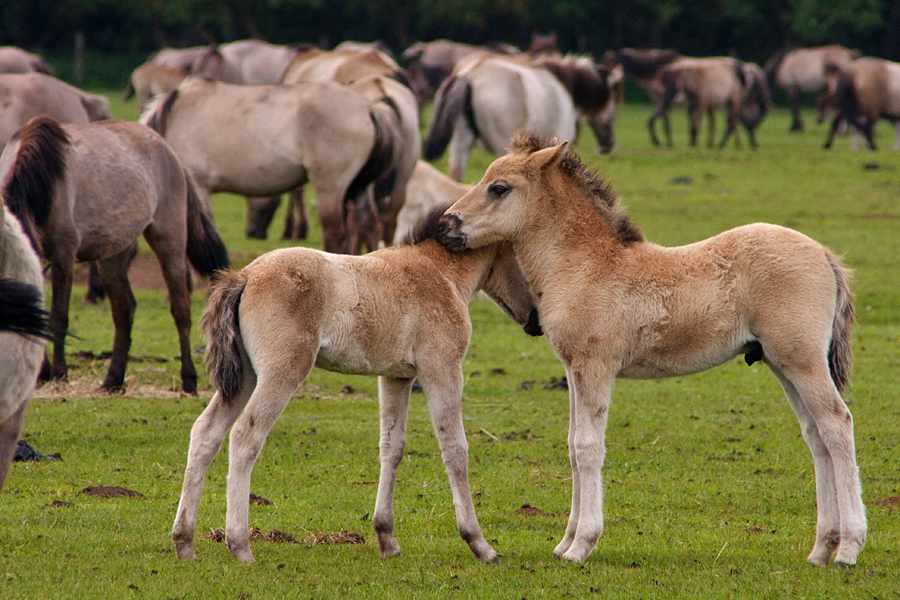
[2,92,899,599]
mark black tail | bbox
[0,277,54,342]
[2,117,69,255]
[423,74,473,160]
[141,89,179,135]
[184,172,230,278]
[344,107,396,204]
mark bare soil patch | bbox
[79,486,145,499]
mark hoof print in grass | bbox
[79,485,145,499]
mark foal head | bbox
[437,131,641,252]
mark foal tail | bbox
[201,269,247,403]
[827,251,855,392]
[423,74,474,160]
[184,172,230,278]
[1,116,69,254]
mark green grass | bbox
[2,97,899,599]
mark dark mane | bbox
[398,202,455,246]
[534,54,610,112]
[509,132,643,245]
[616,48,681,79]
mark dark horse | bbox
[0,117,230,393]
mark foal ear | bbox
[531,140,568,172]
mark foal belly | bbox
[617,344,741,380]
[314,343,417,379]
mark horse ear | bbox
[531,141,568,171]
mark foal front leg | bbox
[553,366,581,557]
[421,368,498,563]
[372,376,413,558]
[558,361,614,563]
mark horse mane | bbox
[534,54,610,112]
[509,132,643,245]
[140,88,179,135]
[2,116,69,254]
[397,202,455,246]
[616,49,681,79]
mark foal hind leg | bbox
[372,376,414,558]
[172,366,255,559]
[768,361,866,566]
[0,401,26,493]
[419,365,498,563]
[95,250,137,391]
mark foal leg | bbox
[172,369,255,559]
[553,366,582,557]
[420,367,498,563]
[557,360,614,563]
[95,251,137,392]
[0,401,26,493]
[372,376,414,558]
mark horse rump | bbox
[201,269,247,403]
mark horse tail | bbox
[183,171,230,278]
[0,277,53,342]
[344,106,396,204]
[539,55,610,113]
[385,68,414,92]
[201,268,247,404]
[764,47,791,91]
[827,251,855,392]
[423,74,473,160]
[140,89,179,135]
[123,79,135,101]
[2,116,69,254]
[81,93,113,122]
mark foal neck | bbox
[415,239,496,300]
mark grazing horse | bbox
[532,54,624,153]
[649,57,769,148]
[141,78,399,254]
[0,46,54,75]
[423,55,576,181]
[437,132,866,567]
[402,39,520,105]
[0,198,51,494]
[0,117,230,393]
[392,161,471,245]
[0,73,111,145]
[765,45,861,132]
[171,205,542,564]
[822,57,900,151]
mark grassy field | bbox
[2,93,899,599]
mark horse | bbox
[0,195,51,494]
[423,55,576,181]
[822,57,900,151]
[392,161,471,245]
[0,117,230,393]
[271,48,420,246]
[402,39,520,105]
[765,45,861,132]
[123,62,189,117]
[648,57,769,149]
[0,73,111,146]
[0,46,54,75]
[532,54,624,153]
[436,132,866,567]
[141,77,400,254]
[170,204,542,564]
[189,40,300,85]
[600,48,681,104]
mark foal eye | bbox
[488,181,510,198]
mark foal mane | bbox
[398,202,455,246]
[2,116,69,254]
[509,132,643,245]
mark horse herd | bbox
[0,39,871,570]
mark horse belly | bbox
[315,319,417,379]
[618,341,742,380]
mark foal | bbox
[437,132,866,567]
[172,206,541,563]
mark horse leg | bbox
[173,368,256,559]
[225,362,309,562]
[557,361,614,563]
[863,117,878,151]
[553,367,582,557]
[789,89,804,132]
[95,250,137,392]
[824,114,844,149]
[892,121,900,151]
[372,376,414,558]
[0,401,26,493]
[244,196,281,240]
[688,105,701,147]
[447,122,476,182]
[419,367,498,563]
[83,262,105,304]
[282,187,308,240]
[143,228,197,394]
[48,256,75,382]
[316,188,347,254]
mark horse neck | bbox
[415,239,496,300]
[514,191,626,296]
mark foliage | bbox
[1,92,899,598]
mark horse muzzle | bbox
[436,214,469,253]
[523,308,543,337]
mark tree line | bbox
[3,0,898,68]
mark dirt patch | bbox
[249,493,273,506]
[204,526,364,545]
[42,500,75,509]
[32,374,214,400]
[874,496,900,506]
[71,253,212,293]
[515,503,555,517]
[79,485,145,499]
